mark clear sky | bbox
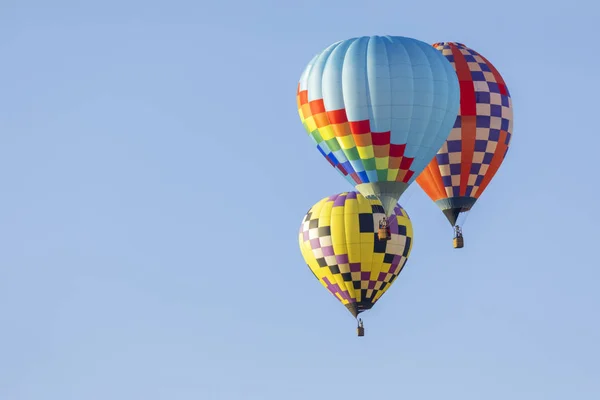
[1,0,599,399]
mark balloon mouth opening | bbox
[354,181,409,217]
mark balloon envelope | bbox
[416,42,514,225]
[298,191,413,317]
[297,35,460,216]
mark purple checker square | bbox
[442,175,453,186]
[447,140,462,152]
[394,205,404,217]
[388,218,399,235]
[487,82,500,93]
[303,230,310,241]
[450,163,461,175]
[476,91,490,104]
[327,194,338,201]
[436,153,450,165]
[471,71,485,81]
[489,129,500,142]
[368,281,376,290]
[378,272,387,281]
[309,238,321,250]
[474,139,487,152]
[333,194,346,207]
[452,186,461,197]
[475,175,484,186]
[483,153,494,164]
[361,272,370,280]
[446,55,455,63]
[323,278,352,302]
[346,191,357,199]
[476,116,491,128]
[338,288,351,301]
[479,63,491,72]
[470,163,481,174]
[321,246,334,257]
[490,104,502,117]
[453,117,462,128]
[350,263,361,272]
[464,54,476,62]
[505,132,512,144]
[465,186,474,197]
[501,118,510,131]
[501,95,509,107]
[336,254,349,264]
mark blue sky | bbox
[1,0,599,399]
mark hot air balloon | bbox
[298,191,413,336]
[297,35,460,239]
[415,42,514,249]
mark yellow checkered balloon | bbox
[299,191,413,317]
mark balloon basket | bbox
[377,227,388,241]
[377,226,392,240]
[357,326,365,337]
[453,236,464,249]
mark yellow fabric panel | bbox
[298,192,415,316]
[338,135,356,150]
[319,125,335,141]
[344,197,359,216]
[357,195,372,213]
[304,116,317,132]
[387,169,399,181]
[375,156,389,170]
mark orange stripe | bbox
[476,130,509,197]
[374,144,389,158]
[429,159,448,201]
[459,116,476,197]
[309,99,326,114]
[449,44,472,82]
[416,158,447,202]
[332,122,352,137]
[396,170,407,182]
[313,113,329,128]
[301,103,312,119]
[298,90,308,105]
[354,133,372,147]
[388,155,401,169]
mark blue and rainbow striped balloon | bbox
[297,35,460,216]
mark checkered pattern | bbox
[297,90,417,185]
[298,191,413,317]
[416,42,513,205]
